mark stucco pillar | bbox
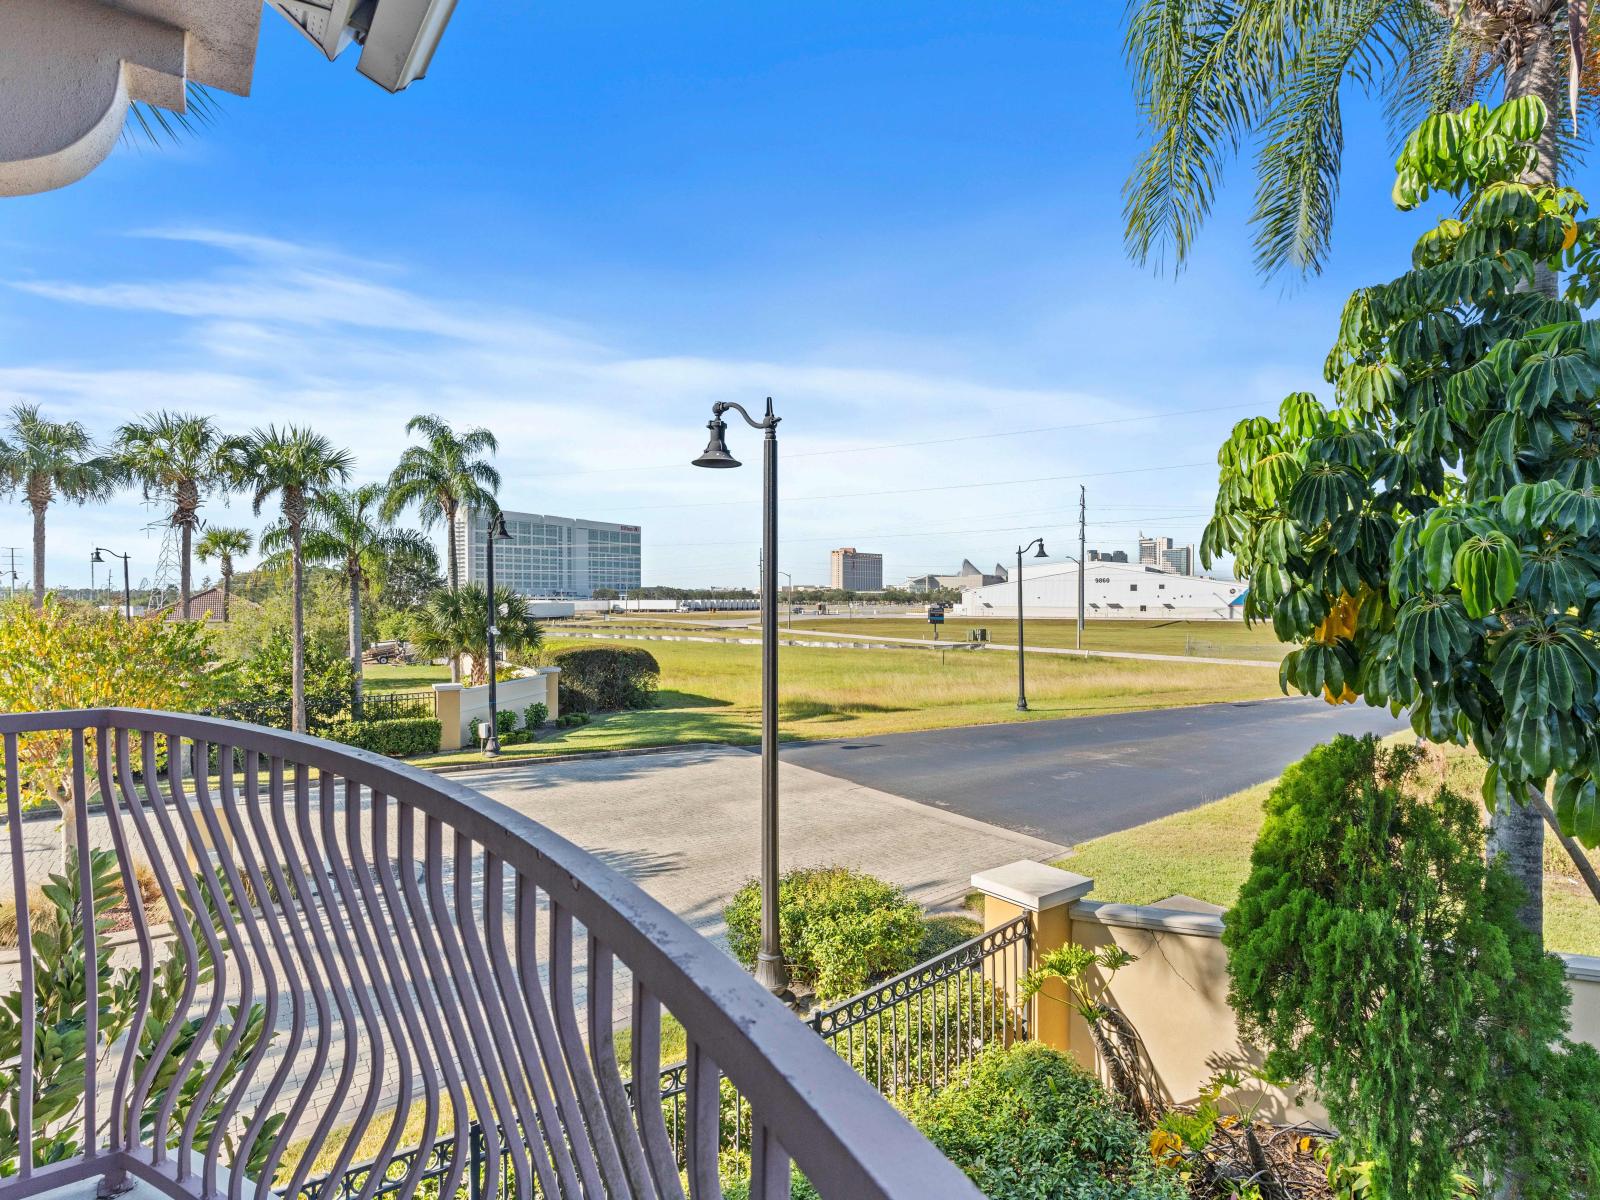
[433,683,464,751]
[544,667,561,723]
[970,860,1094,1054]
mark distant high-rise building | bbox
[1137,534,1195,575]
[456,507,641,599]
[830,547,884,591]
[1087,549,1128,563]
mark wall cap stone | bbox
[1072,899,1226,937]
[971,860,1092,912]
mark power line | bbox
[607,460,1214,514]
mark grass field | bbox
[409,635,1283,767]
[784,616,1287,660]
[1060,743,1600,957]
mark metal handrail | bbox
[0,708,983,1200]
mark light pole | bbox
[483,510,513,757]
[778,570,793,629]
[694,396,789,996]
[91,548,132,619]
[1015,538,1047,711]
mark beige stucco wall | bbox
[434,670,560,750]
[975,863,1600,1128]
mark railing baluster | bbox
[68,731,97,1163]
[4,733,34,1179]
[547,902,632,1198]
[748,1123,791,1200]
[510,876,605,1197]
[586,935,662,1198]
[95,727,147,1173]
[630,984,687,1199]
[684,1043,723,1199]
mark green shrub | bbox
[552,644,660,712]
[901,1042,1183,1200]
[495,708,518,735]
[325,717,441,758]
[557,712,589,728]
[1225,735,1600,1199]
[499,730,532,746]
[524,701,548,729]
[219,638,352,734]
[724,867,924,1001]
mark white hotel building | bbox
[455,508,642,600]
[955,559,1245,621]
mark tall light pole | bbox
[483,510,513,757]
[1077,486,1087,653]
[1015,537,1047,711]
[91,548,132,619]
[694,397,789,996]
[778,570,793,629]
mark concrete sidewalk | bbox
[466,744,1063,942]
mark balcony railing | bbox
[0,709,982,1200]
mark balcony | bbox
[0,709,981,1200]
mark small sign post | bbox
[927,605,945,640]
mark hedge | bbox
[724,866,924,1001]
[325,717,441,758]
[551,644,660,712]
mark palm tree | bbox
[410,585,543,686]
[115,412,240,619]
[382,414,500,592]
[237,426,353,734]
[195,526,252,623]
[263,483,430,717]
[0,404,113,608]
[1123,1,1587,280]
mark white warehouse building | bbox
[955,559,1246,621]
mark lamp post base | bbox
[1016,700,1028,711]
[754,952,789,995]
[484,739,501,758]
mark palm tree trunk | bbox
[179,522,193,620]
[348,563,364,720]
[28,493,45,609]
[291,517,307,735]
[444,499,461,683]
[221,560,232,623]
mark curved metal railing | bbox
[0,709,981,1200]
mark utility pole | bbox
[1077,486,1087,653]
[2,547,19,599]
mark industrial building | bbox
[830,547,884,591]
[455,508,642,599]
[955,558,1244,620]
[905,559,1008,592]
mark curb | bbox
[425,740,741,774]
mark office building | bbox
[905,558,1007,592]
[455,508,641,599]
[1138,534,1196,576]
[830,547,884,591]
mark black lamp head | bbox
[1034,541,1048,558]
[693,416,741,468]
[488,511,512,541]
[91,549,105,565]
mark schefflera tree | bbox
[1205,95,1600,940]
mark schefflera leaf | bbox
[1554,773,1600,848]
[1451,530,1520,618]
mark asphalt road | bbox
[779,697,1411,845]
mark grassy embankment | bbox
[372,634,1285,769]
[1059,740,1600,956]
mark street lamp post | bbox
[91,548,132,619]
[693,396,789,997]
[1015,538,1047,711]
[778,570,793,629]
[483,510,513,757]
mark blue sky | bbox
[3,3,1443,592]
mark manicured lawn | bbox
[362,662,450,692]
[785,616,1287,660]
[410,635,1283,768]
[1058,742,1600,957]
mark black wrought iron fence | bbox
[293,914,1031,1199]
[360,689,435,720]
